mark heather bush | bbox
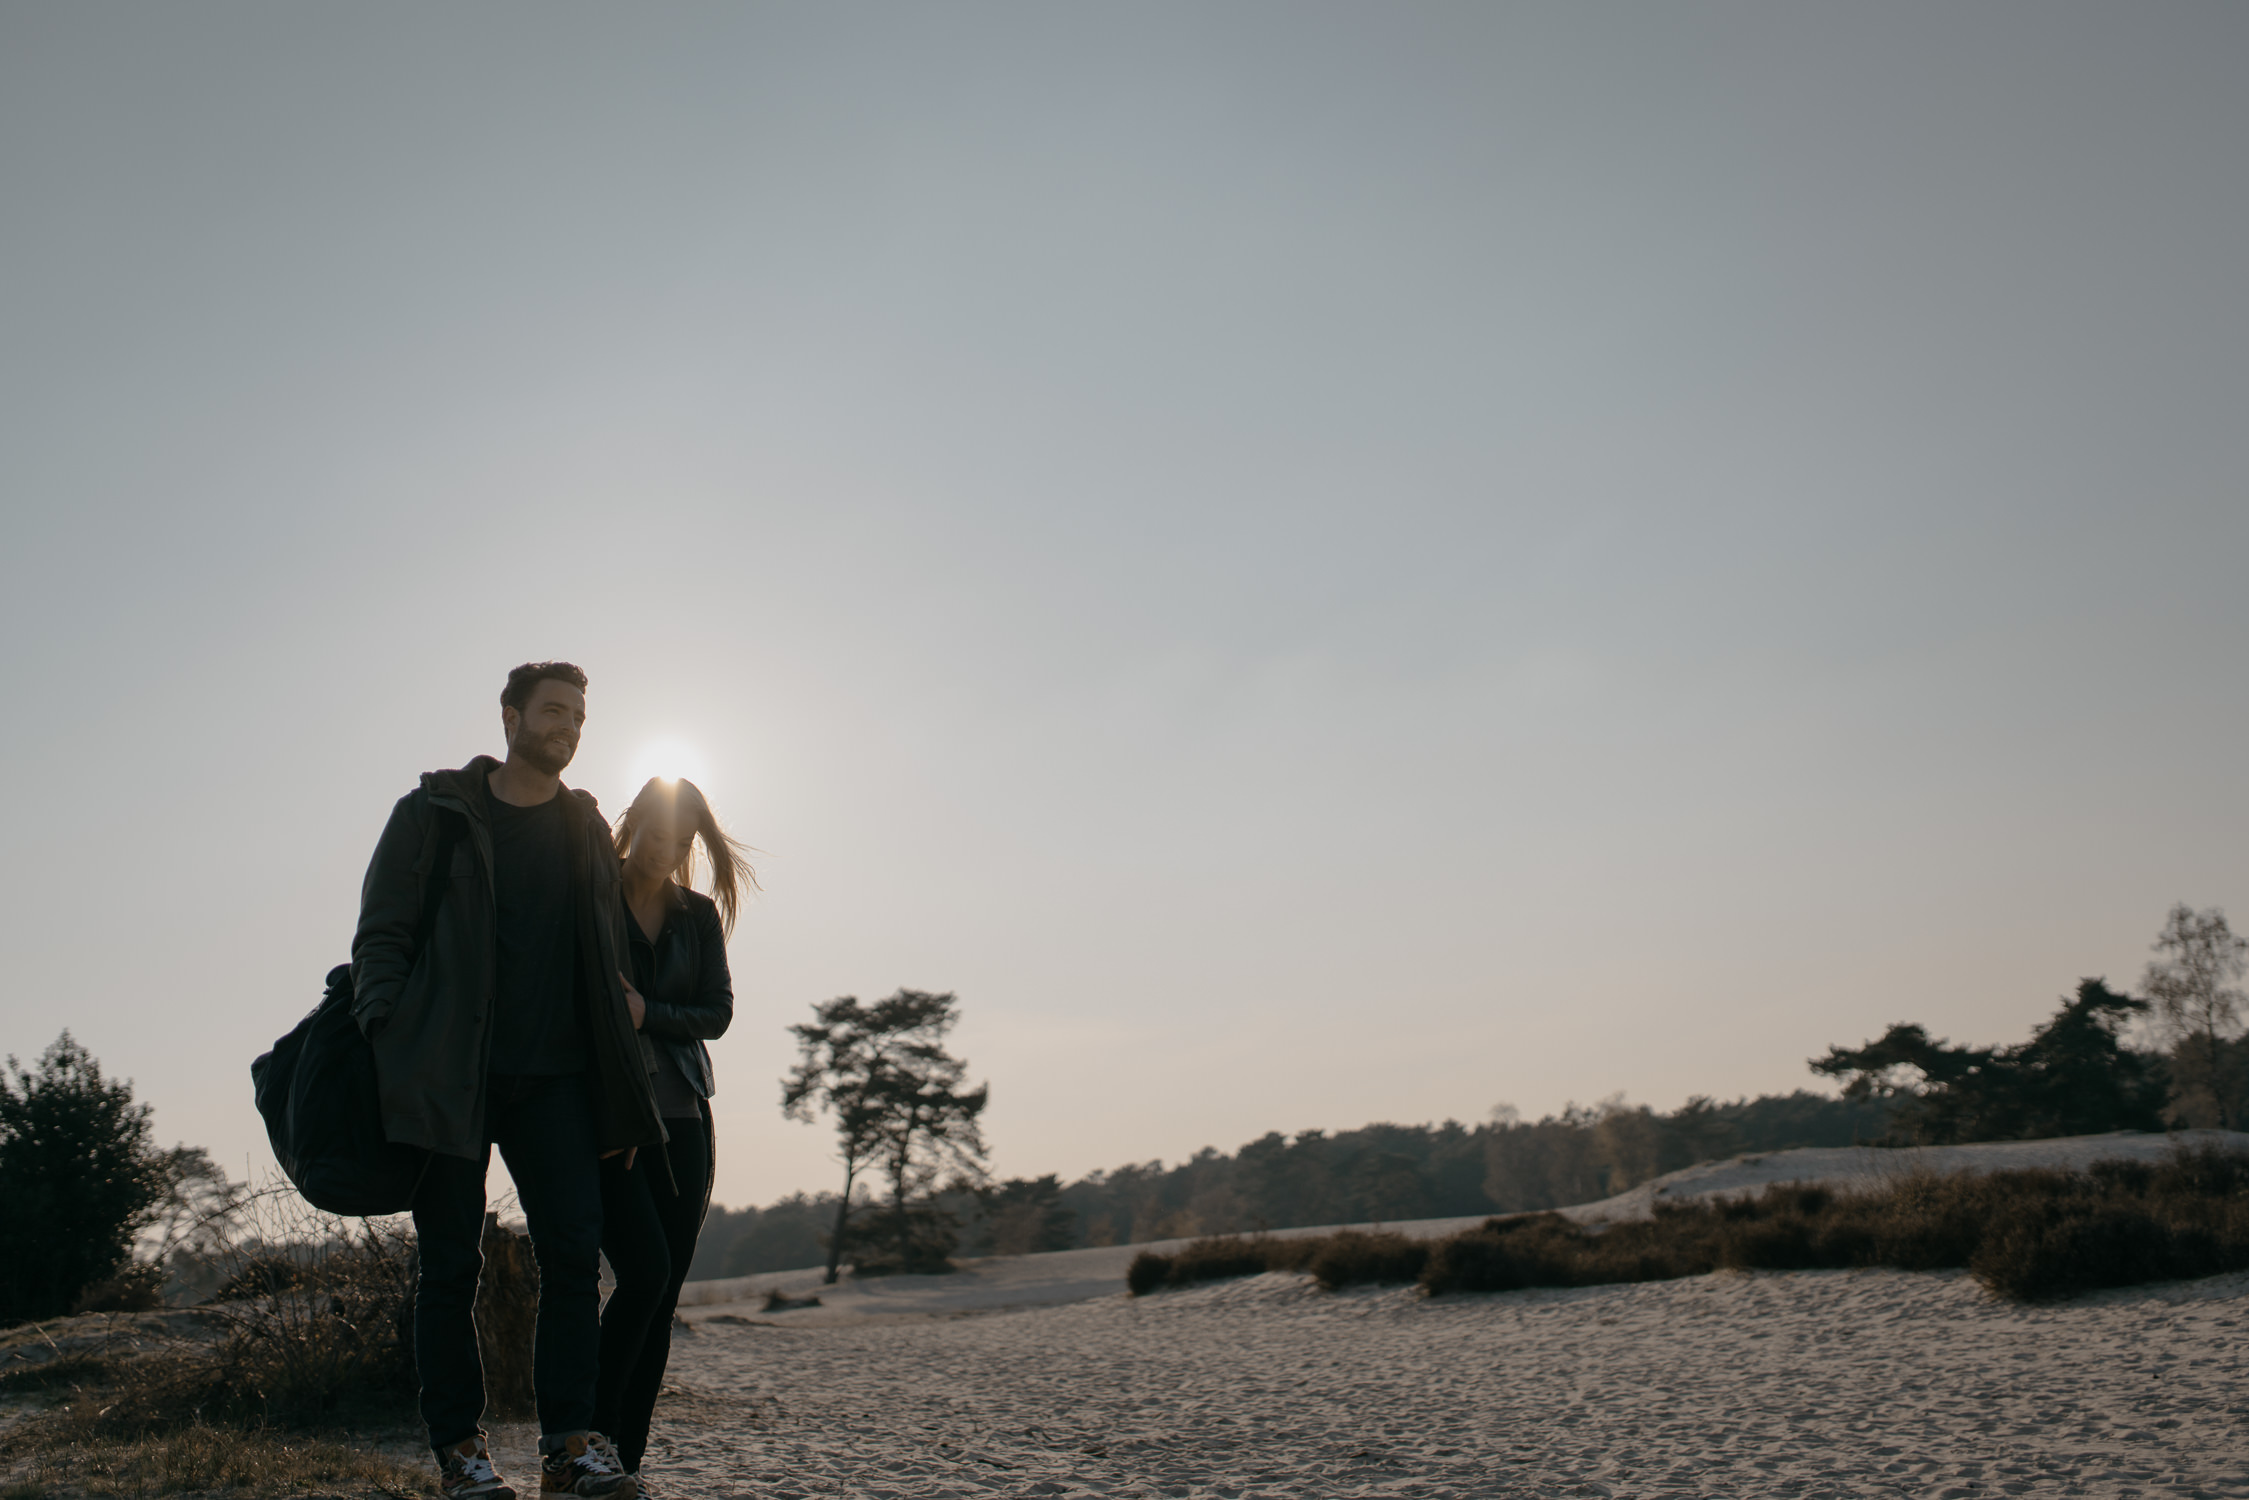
[1127,1235,1315,1294]
[1127,1230,1431,1294]
[1304,1231,1432,1290]
[1124,1249,1170,1296]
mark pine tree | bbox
[783,989,990,1281]
[0,1033,171,1321]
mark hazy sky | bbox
[4,3,2245,1211]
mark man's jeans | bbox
[412,1072,603,1453]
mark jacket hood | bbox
[421,756,500,812]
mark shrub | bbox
[71,1262,168,1314]
[1126,1236,1300,1295]
[1125,1250,1172,1296]
[40,1183,425,1432]
[0,1034,173,1323]
[1420,1212,1713,1294]
[1304,1231,1430,1290]
[1128,1232,1423,1295]
[847,1200,962,1277]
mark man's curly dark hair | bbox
[500,660,588,713]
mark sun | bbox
[624,736,710,794]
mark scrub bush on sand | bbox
[1128,1230,1431,1295]
[1129,1144,2249,1305]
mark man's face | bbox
[502,679,586,774]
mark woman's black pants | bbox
[592,1112,711,1474]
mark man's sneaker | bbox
[539,1432,639,1498]
[438,1436,516,1500]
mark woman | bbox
[595,776,755,1483]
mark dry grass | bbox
[7,1421,423,1498]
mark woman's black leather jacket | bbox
[626,884,734,1099]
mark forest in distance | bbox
[686,1088,1892,1280]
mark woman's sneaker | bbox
[539,1432,639,1498]
[438,1436,516,1499]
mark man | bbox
[353,662,662,1499]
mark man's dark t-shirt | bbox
[486,786,585,1075]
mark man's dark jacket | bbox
[350,756,664,1161]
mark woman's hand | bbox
[621,971,646,1030]
[600,1147,639,1170]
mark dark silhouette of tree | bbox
[1810,1024,2002,1142]
[858,990,989,1274]
[1481,1103,1608,1211]
[782,997,894,1284]
[973,1174,1076,1256]
[2017,980,2169,1135]
[782,989,989,1281]
[2143,905,2248,1129]
[0,1033,173,1322]
[1813,979,2167,1143]
[691,1193,846,1280]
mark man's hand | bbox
[621,971,646,1030]
[600,1147,639,1170]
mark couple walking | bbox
[351,661,752,1499]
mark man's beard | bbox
[513,727,578,775]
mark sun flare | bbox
[624,736,710,794]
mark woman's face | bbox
[627,801,698,882]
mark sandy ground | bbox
[636,1265,2249,1499]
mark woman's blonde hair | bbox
[613,777,760,936]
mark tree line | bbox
[687,1089,1893,1279]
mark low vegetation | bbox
[1129,1144,2249,1305]
[0,1193,451,1497]
[4,1421,422,1499]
